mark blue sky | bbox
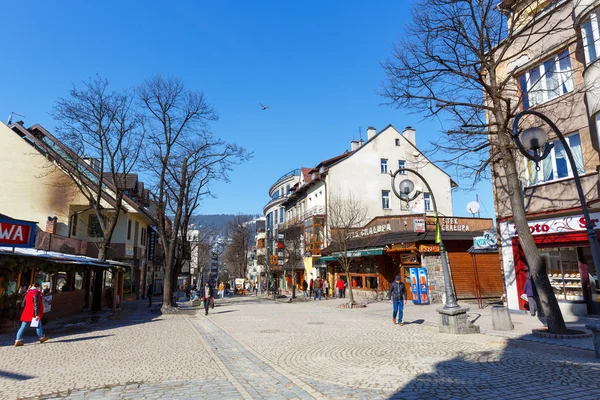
[0,0,494,219]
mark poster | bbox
[417,267,429,305]
[43,295,52,313]
[409,268,419,303]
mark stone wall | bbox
[421,254,444,304]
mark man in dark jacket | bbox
[203,283,214,316]
[388,275,408,325]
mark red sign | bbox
[0,218,36,248]
[508,212,600,237]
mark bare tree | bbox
[139,75,249,312]
[327,193,369,305]
[381,0,577,333]
[224,215,253,279]
[283,224,304,299]
[53,76,144,310]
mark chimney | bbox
[367,126,377,141]
[350,140,362,151]
[402,126,416,146]
[46,216,58,234]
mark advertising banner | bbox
[410,268,419,304]
[417,267,430,305]
[0,218,36,248]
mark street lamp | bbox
[390,168,460,309]
[513,110,600,288]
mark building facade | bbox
[492,0,600,315]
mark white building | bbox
[281,124,456,285]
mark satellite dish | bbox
[466,201,480,217]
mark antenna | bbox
[359,127,363,141]
[7,112,25,125]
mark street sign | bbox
[277,233,285,240]
[278,260,284,266]
[277,252,284,258]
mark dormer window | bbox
[311,172,316,180]
[319,166,325,174]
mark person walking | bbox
[313,278,322,300]
[147,283,153,307]
[388,275,407,325]
[524,275,544,317]
[14,283,48,346]
[202,283,214,316]
[336,278,345,298]
[309,278,314,298]
[218,282,224,299]
[323,279,330,300]
[302,280,308,297]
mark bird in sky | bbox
[259,103,270,110]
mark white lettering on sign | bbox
[350,223,392,238]
[508,213,600,237]
[0,224,23,241]
[441,218,470,232]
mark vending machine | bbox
[409,267,430,305]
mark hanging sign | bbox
[419,244,440,253]
[414,218,426,233]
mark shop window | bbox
[56,272,68,292]
[518,50,573,110]
[524,133,585,186]
[36,271,54,295]
[74,272,83,290]
[366,276,378,289]
[541,247,582,301]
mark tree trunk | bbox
[498,134,568,334]
[291,265,296,298]
[345,270,354,305]
[91,244,108,311]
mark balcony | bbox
[268,169,301,197]
[574,0,600,25]
[281,205,325,230]
[36,232,88,256]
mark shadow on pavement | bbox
[212,310,239,315]
[48,334,115,343]
[405,319,425,325]
[0,370,35,381]
[387,337,600,399]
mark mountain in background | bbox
[190,214,262,241]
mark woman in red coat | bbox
[14,283,48,346]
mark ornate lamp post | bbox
[513,110,600,288]
[390,168,479,334]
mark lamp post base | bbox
[437,307,480,334]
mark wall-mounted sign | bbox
[473,228,498,249]
[0,218,36,248]
[349,222,392,238]
[508,213,600,237]
[419,244,440,253]
[440,218,471,232]
[125,244,134,258]
[148,229,157,261]
[414,218,426,233]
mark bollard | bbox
[491,306,514,331]
[586,322,600,359]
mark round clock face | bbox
[212,243,224,255]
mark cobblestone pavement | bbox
[0,296,599,399]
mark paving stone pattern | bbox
[1,296,599,399]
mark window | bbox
[88,215,103,237]
[395,138,400,146]
[398,160,406,174]
[382,190,390,209]
[424,193,431,212]
[274,209,278,225]
[71,214,78,236]
[518,50,573,109]
[141,228,146,246]
[524,133,585,186]
[127,219,132,240]
[286,184,291,194]
[380,159,388,174]
[582,12,600,65]
[280,208,284,223]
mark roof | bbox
[322,230,484,255]
[301,168,312,183]
[0,247,130,269]
[9,123,156,224]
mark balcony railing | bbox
[281,205,325,230]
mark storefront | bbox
[500,212,600,315]
[320,215,503,303]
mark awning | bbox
[0,247,131,270]
[318,247,384,262]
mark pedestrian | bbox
[226,282,230,296]
[336,278,345,298]
[147,283,153,307]
[309,278,314,298]
[388,275,407,325]
[323,279,330,300]
[14,283,48,346]
[218,282,224,299]
[253,283,258,295]
[302,280,308,296]
[260,281,265,294]
[313,278,322,300]
[202,282,214,316]
[524,274,543,317]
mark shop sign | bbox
[125,244,134,257]
[349,222,392,238]
[508,213,600,237]
[148,229,157,261]
[440,218,471,232]
[0,218,36,248]
[419,244,440,253]
[414,218,426,233]
[473,228,498,249]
